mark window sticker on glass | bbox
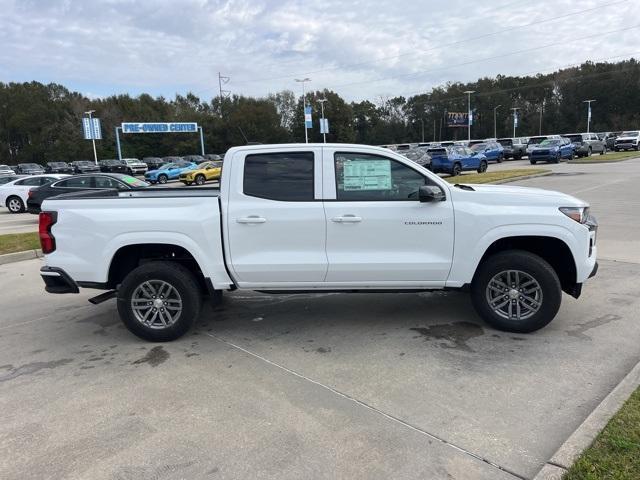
[343,159,392,191]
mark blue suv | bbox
[470,141,505,163]
[144,161,197,184]
[529,138,575,164]
[427,146,488,176]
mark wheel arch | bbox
[473,235,578,297]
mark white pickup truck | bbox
[38,143,598,341]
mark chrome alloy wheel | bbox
[485,270,543,321]
[8,198,22,212]
[131,280,183,329]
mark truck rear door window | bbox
[243,152,314,201]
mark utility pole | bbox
[464,91,475,142]
[218,72,230,117]
[317,97,328,143]
[433,120,436,142]
[583,99,596,133]
[538,100,545,135]
[511,107,520,137]
[493,105,502,139]
[295,78,311,143]
[84,110,98,164]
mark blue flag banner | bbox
[304,106,312,129]
[82,117,102,140]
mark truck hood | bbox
[616,136,639,141]
[451,183,587,207]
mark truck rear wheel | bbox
[470,250,562,333]
[117,262,202,341]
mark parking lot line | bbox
[206,331,526,480]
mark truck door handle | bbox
[332,215,362,223]
[237,216,266,224]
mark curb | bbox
[0,249,42,265]
[491,171,553,184]
[533,359,640,479]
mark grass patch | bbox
[444,168,549,184]
[569,151,639,164]
[565,386,640,479]
[0,232,40,255]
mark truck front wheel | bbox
[470,250,562,333]
[117,262,202,341]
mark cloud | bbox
[0,0,638,102]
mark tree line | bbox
[1,58,639,164]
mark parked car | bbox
[15,163,45,175]
[144,161,197,184]
[400,147,432,169]
[71,160,100,174]
[122,158,148,175]
[45,162,74,174]
[497,138,527,160]
[0,164,16,175]
[526,135,560,155]
[470,141,504,163]
[0,174,69,213]
[605,131,621,150]
[561,133,606,157]
[179,161,223,186]
[428,145,488,175]
[38,143,598,341]
[27,173,149,214]
[99,159,118,172]
[529,138,575,164]
[142,157,165,170]
[613,131,640,151]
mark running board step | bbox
[88,290,117,305]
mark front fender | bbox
[446,223,580,287]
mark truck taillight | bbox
[39,211,57,254]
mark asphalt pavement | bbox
[0,159,639,479]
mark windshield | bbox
[565,135,583,143]
[497,139,512,146]
[196,162,210,169]
[621,131,639,136]
[48,162,66,167]
[120,176,149,188]
[427,148,447,156]
[528,137,546,145]
[125,159,139,164]
[470,143,488,151]
[159,163,175,169]
[540,139,561,146]
[0,165,10,169]
[74,161,92,166]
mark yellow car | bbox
[179,161,222,186]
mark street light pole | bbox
[510,107,519,137]
[493,105,502,139]
[84,110,98,164]
[420,118,425,142]
[464,91,475,142]
[317,98,328,143]
[538,100,545,136]
[295,78,311,143]
[583,99,596,133]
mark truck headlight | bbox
[559,206,590,224]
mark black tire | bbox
[553,152,560,164]
[117,262,202,341]
[451,163,462,176]
[471,250,562,333]
[477,160,488,173]
[600,146,606,155]
[636,144,640,151]
[529,159,537,165]
[586,147,592,157]
[184,182,192,186]
[6,196,25,214]
[568,150,574,160]
[515,153,522,160]
[497,154,504,163]
[195,174,206,186]
[157,174,168,184]
[149,180,157,185]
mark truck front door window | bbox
[335,153,426,201]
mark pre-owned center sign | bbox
[121,122,198,134]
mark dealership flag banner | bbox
[446,112,469,127]
[82,118,102,140]
[304,106,313,129]
[320,118,329,134]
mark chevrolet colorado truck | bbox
[38,143,598,341]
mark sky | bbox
[1,0,639,102]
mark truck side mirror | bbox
[419,185,446,203]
